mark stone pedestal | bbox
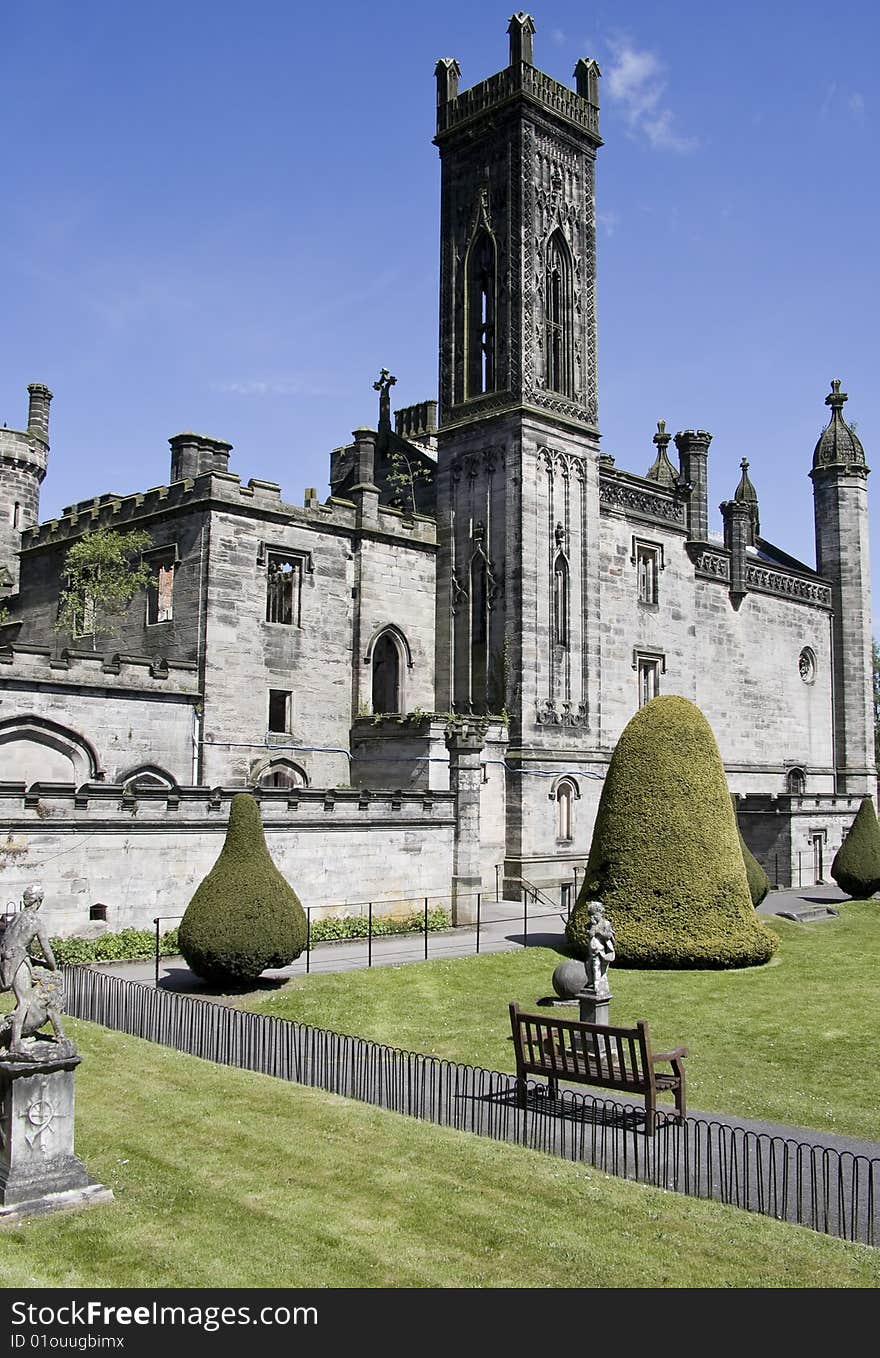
[0,1046,112,1222]
[577,988,611,1027]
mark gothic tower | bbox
[433,14,603,889]
[0,383,51,595]
[811,380,874,795]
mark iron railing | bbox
[62,966,878,1247]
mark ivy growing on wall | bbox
[56,527,152,640]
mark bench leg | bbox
[644,1087,656,1137]
[547,1076,558,1102]
[515,1075,528,1109]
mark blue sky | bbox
[3,1,878,620]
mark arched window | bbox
[787,767,806,795]
[545,230,573,397]
[556,780,575,842]
[258,760,308,790]
[553,552,569,647]
[465,228,496,397]
[372,632,401,714]
[470,554,488,712]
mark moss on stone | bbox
[830,796,880,899]
[566,696,778,968]
[179,793,308,984]
[739,830,770,907]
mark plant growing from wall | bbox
[566,695,778,968]
[830,796,880,899]
[179,792,308,984]
[55,526,152,639]
[386,448,432,515]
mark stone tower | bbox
[811,379,874,795]
[0,384,51,594]
[433,14,603,887]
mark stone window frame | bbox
[631,536,664,607]
[786,766,807,795]
[143,544,179,627]
[549,774,581,845]
[268,688,293,735]
[798,646,817,685]
[257,541,314,628]
[633,648,666,707]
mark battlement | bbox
[0,642,200,692]
[435,17,600,143]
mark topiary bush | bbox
[739,830,770,907]
[179,793,308,984]
[831,796,880,898]
[566,696,778,968]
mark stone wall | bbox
[0,785,456,937]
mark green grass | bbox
[2,1018,879,1288]
[241,903,880,1141]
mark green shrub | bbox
[50,928,179,965]
[739,831,770,907]
[179,793,308,984]
[308,907,450,944]
[566,696,778,968]
[831,796,880,898]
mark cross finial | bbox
[653,419,671,450]
[373,368,397,432]
[740,458,749,471]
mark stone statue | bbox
[0,884,71,1059]
[585,899,616,998]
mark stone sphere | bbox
[552,958,588,1000]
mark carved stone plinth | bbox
[0,1047,112,1222]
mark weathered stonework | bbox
[0,18,873,931]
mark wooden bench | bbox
[509,1002,687,1135]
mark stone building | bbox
[0,15,873,935]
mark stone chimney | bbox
[27,384,52,443]
[675,429,712,541]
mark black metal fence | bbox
[63,965,878,1247]
[151,889,574,985]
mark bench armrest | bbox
[652,1046,688,1063]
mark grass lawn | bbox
[241,902,880,1141]
[1,1018,879,1288]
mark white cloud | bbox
[597,210,619,238]
[604,37,698,153]
[551,27,566,47]
[848,91,865,119]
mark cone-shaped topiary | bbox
[739,830,770,907]
[179,793,308,984]
[830,796,880,899]
[566,696,778,968]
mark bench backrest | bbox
[509,1002,653,1095]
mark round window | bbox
[799,647,816,684]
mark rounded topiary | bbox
[830,796,880,899]
[566,696,778,968]
[179,793,308,984]
[739,830,770,907]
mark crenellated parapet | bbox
[0,642,200,693]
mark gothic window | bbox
[553,552,569,647]
[545,229,574,397]
[465,228,496,398]
[258,760,307,789]
[268,689,292,733]
[556,779,576,842]
[266,554,304,626]
[470,554,489,711]
[633,539,662,605]
[635,652,664,708]
[146,557,175,624]
[371,632,401,714]
[787,767,806,795]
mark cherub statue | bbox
[0,884,70,1058]
[585,899,616,998]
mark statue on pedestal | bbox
[0,884,74,1060]
[585,899,616,998]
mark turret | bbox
[810,379,874,794]
[0,383,51,593]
